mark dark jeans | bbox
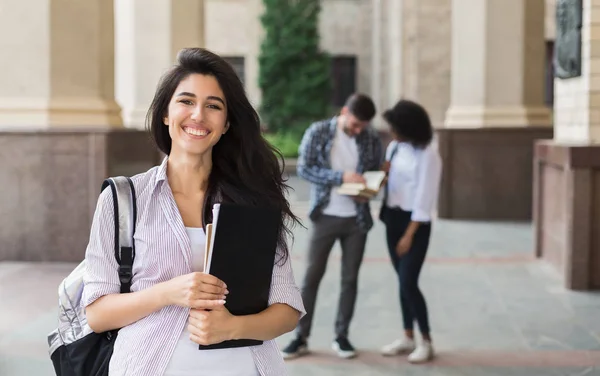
[296,215,368,339]
[383,207,431,335]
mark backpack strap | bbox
[382,142,400,201]
[101,177,137,294]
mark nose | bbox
[190,105,203,122]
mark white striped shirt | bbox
[82,158,306,376]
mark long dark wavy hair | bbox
[146,48,300,262]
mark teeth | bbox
[184,127,208,136]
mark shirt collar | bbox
[154,155,168,187]
[329,117,338,137]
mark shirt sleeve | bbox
[82,188,121,308]
[268,250,306,319]
[411,143,443,222]
[296,125,344,186]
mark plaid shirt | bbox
[296,117,384,233]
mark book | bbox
[199,202,282,350]
[335,170,387,198]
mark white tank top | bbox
[163,227,260,376]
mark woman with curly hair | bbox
[378,99,442,363]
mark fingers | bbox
[188,311,222,346]
[189,308,208,320]
[198,283,228,295]
[396,243,409,256]
[189,272,228,295]
[196,292,227,301]
[189,333,216,346]
[351,175,366,184]
[196,273,227,289]
[190,298,226,310]
[187,316,209,345]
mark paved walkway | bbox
[1,177,600,375]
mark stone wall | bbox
[204,0,373,107]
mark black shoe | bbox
[281,336,308,360]
[332,337,357,359]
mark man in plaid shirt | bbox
[282,93,383,360]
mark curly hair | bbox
[383,99,433,148]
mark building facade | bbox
[0,0,598,290]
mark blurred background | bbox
[1,0,600,375]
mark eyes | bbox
[177,99,222,111]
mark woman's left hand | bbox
[396,234,413,256]
[188,306,238,346]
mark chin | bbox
[172,142,210,157]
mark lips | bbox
[183,126,210,137]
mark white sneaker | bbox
[380,338,416,356]
[407,341,434,363]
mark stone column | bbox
[0,0,122,127]
[115,0,205,128]
[0,0,159,262]
[445,0,552,127]
[534,0,600,290]
[371,0,384,129]
[400,0,452,128]
[373,0,451,136]
[437,0,554,220]
[203,0,262,107]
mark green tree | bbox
[258,0,332,135]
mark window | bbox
[223,56,245,85]
[331,56,357,108]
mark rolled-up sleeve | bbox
[268,251,306,319]
[82,188,120,308]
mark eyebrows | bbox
[175,92,225,105]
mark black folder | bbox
[198,202,282,350]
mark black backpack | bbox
[47,177,136,376]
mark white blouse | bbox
[163,227,260,376]
[82,158,305,376]
[385,139,442,222]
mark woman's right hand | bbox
[162,272,229,310]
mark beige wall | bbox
[113,0,558,132]
[204,0,372,107]
[320,0,373,95]
[554,0,600,143]
[201,0,451,127]
[400,0,452,127]
[204,0,263,106]
[546,0,556,40]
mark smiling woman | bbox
[163,75,229,159]
[80,48,306,376]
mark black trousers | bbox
[383,207,431,335]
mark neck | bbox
[166,150,212,196]
[336,115,345,130]
[336,115,349,136]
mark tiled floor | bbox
[1,177,600,375]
